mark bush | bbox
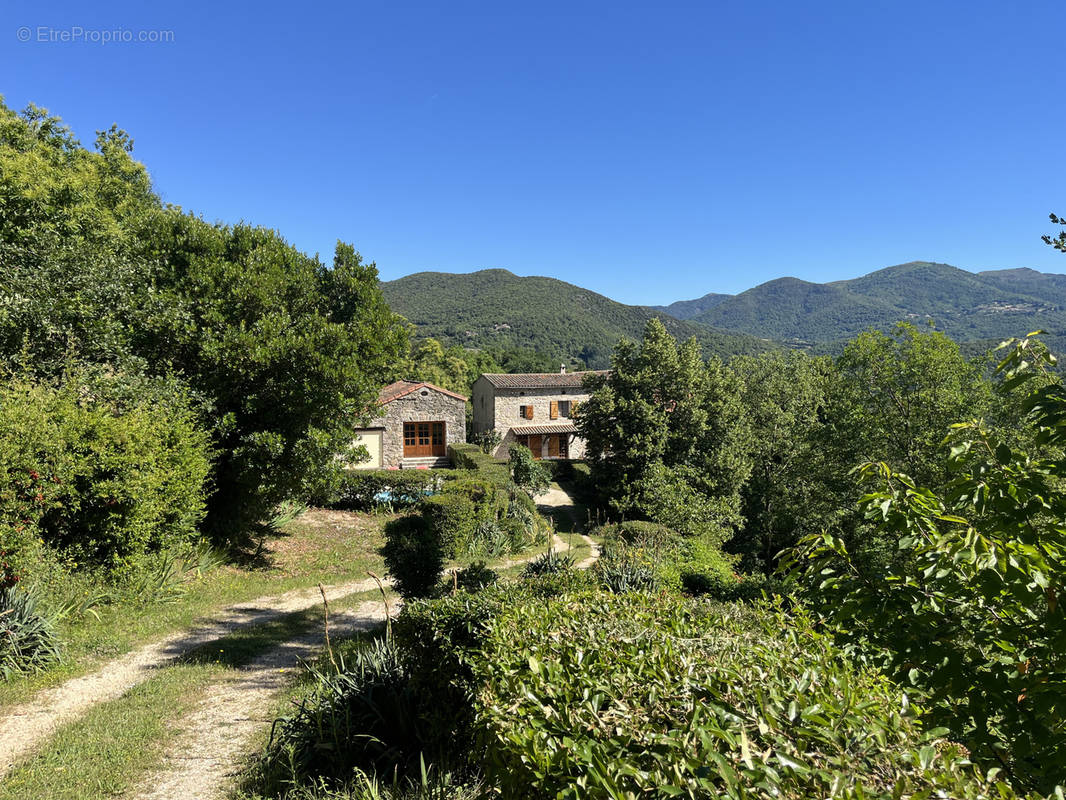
[473,592,1026,799]
[507,444,550,497]
[440,478,508,525]
[382,516,442,600]
[0,373,212,574]
[419,494,477,559]
[520,548,574,578]
[393,589,517,761]
[472,429,501,455]
[450,561,499,593]
[0,584,61,679]
[256,636,423,791]
[326,469,452,511]
[593,521,736,594]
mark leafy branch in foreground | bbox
[1043,212,1066,254]
[789,332,1066,793]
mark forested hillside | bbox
[380,269,774,367]
[648,291,733,319]
[383,262,1066,360]
[689,261,1066,348]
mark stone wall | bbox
[378,388,466,468]
[487,386,592,460]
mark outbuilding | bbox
[352,380,467,469]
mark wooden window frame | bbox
[403,421,447,458]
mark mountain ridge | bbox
[380,269,775,368]
[381,261,1066,364]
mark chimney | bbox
[560,364,566,374]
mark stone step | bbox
[400,456,451,469]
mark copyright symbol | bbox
[16,27,31,42]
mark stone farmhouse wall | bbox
[472,379,591,460]
[377,389,466,468]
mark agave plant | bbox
[0,584,61,680]
[520,547,574,579]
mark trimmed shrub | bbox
[473,592,1025,799]
[0,584,61,679]
[441,478,508,524]
[327,469,453,511]
[420,494,477,559]
[382,515,442,600]
[447,445,509,489]
[447,443,498,471]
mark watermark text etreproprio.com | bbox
[16,26,175,44]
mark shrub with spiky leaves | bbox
[0,585,61,679]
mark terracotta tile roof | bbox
[479,371,607,390]
[510,422,578,435]
[378,380,468,404]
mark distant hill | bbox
[687,262,1066,348]
[649,292,732,320]
[380,269,774,368]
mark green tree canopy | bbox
[0,99,408,534]
[578,319,751,542]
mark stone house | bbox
[471,369,605,460]
[352,380,467,469]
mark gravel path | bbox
[537,484,601,569]
[126,601,389,800]
[0,496,591,793]
[575,534,601,569]
[0,578,389,776]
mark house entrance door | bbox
[527,434,543,459]
[403,421,446,458]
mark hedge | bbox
[447,444,509,488]
[329,469,454,510]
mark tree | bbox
[729,351,833,572]
[133,214,408,531]
[790,333,1066,792]
[508,444,550,498]
[0,101,409,536]
[578,319,751,541]
[829,324,994,489]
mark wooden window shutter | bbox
[571,400,580,416]
[525,405,534,420]
[550,401,559,419]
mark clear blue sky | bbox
[3,1,1064,304]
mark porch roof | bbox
[510,422,577,436]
